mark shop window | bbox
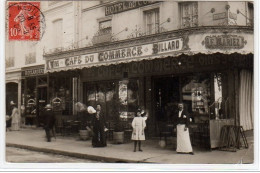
[179,2,198,28]
[181,74,211,122]
[49,76,73,115]
[83,79,140,121]
[247,2,254,26]
[144,8,160,35]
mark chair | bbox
[55,117,64,136]
[159,123,174,146]
[63,120,72,136]
[124,122,132,143]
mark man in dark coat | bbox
[43,104,56,142]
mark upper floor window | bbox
[48,1,60,6]
[247,2,254,26]
[6,42,14,68]
[6,57,14,68]
[180,2,198,28]
[144,8,160,35]
[25,52,36,65]
[53,19,63,48]
[99,19,112,35]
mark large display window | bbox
[83,79,140,121]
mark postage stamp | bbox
[8,1,46,41]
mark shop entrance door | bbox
[153,76,180,125]
[37,87,47,126]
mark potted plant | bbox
[113,115,125,144]
[75,102,91,140]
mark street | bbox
[6,147,99,163]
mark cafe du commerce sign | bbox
[204,35,246,49]
[46,38,183,71]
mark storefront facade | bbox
[44,26,253,143]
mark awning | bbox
[45,30,254,73]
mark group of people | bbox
[6,101,21,131]
[22,102,194,155]
[88,103,193,155]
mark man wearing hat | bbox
[43,104,56,142]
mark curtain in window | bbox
[239,70,253,131]
[181,2,198,28]
[145,8,159,35]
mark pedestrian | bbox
[176,103,194,155]
[131,108,146,152]
[10,101,21,131]
[43,104,56,142]
[91,104,107,147]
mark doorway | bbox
[153,76,180,124]
[37,87,47,126]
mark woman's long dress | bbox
[11,107,20,131]
[92,115,107,147]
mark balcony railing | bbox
[92,28,112,45]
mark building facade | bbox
[6,1,254,146]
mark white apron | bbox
[176,124,193,153]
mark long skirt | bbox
[92,128,107,147]
[11,123,20,131]
[176,124,193,153]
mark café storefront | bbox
[44,26,253,148]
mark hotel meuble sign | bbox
[45,38,183,71]
[105,1,158,16]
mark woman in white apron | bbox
[176,103,194,155]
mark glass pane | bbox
[106,81,116,121]
[181,74,211,122]
[127,79,139,119]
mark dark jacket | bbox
[44,109,56,129]
[176,109,190,127]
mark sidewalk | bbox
[6,128,254,164]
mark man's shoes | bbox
[189,152,194,155]
[133,149,136,152]
[139,149,143,152]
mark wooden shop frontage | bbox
[44,26,253,149]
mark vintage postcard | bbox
[4,0,256,171]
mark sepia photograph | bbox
[3,0,256,170]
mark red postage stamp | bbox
[8,2,43,41]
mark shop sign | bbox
[105,1,158,16]
[152,38,183,54]
[98,45,151,62]
[46,53,99,70]
[213,12,227,20]
[204,35,245,49]
[23,68,44,77]
[46,38,183,71]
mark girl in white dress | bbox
[131,109,147,152]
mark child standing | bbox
[131,109,146,152]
